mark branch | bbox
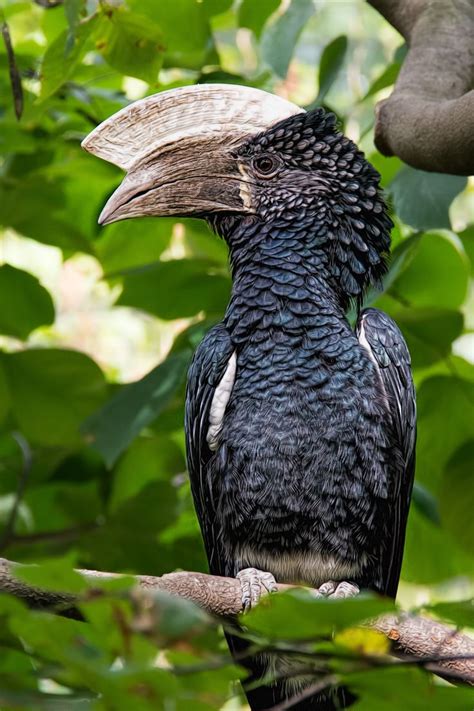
[0,558,473,685]
[367,0,474,174]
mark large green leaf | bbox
[390,232,469,309]
[95,9,164,84]
[426,598,474,628]
[110,436,185,512]
[40,14,99,99]
[128,0,215,69]
[97,217,174,275]
[261,0,314,78]
[416,376,474,491]
[402,508,474,584]
[246,589,395,639]
[238,0,280,38]
[392,307,463,368]
[0,264,54,339]
[313,35,348,106]
[83,349,191,467]
[0,176,93,254]
[439,441,474,556]
[347,666,474,710]
[1,349,107,447]
[117,259,230,320]
[389,168,467,231]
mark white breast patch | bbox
[206,351,237,451]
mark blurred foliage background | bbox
[0,0,473,708]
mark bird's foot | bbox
[237,567,278,612]
[313,580,360,599]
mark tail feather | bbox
[226,632,355,710]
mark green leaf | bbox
[129,0,214,70]
[0,362,10,426]
[97,217,174,275]
[64,0,85,48]
[427,599,474,628]
[83,349,191,467]
[96,9,164,84]
[458,223,474,274]
[0,176,93,254]
[390,232,469,310]
[411,482,441,526]
[110,436,185,512]
[117,260,230,320]
[238,0,280,38]
[362,61,400,100]
[1,349,107,447]
[314,35,348,105]
[261,0,315,78]
[416,376,474,491]
[201,0,234,17]
[389,168,467,231]
[439,441,474,556]
[406,505,474,583]
[14,554,87,594]
[40,14,99,99]
[392,308,463,368]
[245,589,395,639]
[0,264,54,339]
[347,666,474,710]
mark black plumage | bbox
[185,109,416,709]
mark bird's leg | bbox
[237,567,278,611]
[313,580,360,599]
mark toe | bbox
[317,580,337,597]
[330,581,360,599]
[237,568,277,611]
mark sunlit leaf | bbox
[439,441,474,556]
[110,436,185,512]
[238,0,280,38]
[0,264,54,339]
[427,598,474,628]
[83,349,191,467]
[389,168,467,231]
[117,259,230,320]
[313,35,348,105]
[245,589,395,639]
[390,232,469,310]
[40,14,99,99]
[261,0,314,78]
[1,349,107,447]
[95,8,164,84]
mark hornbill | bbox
[83,84,416,710]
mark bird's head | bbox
[83,84,391,302]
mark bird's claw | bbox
[313,580,359,599]
[237,567,278,612]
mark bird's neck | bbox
[223,219,349,343]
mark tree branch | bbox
[367,0,474,174]
[0,557,472,684]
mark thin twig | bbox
[0,14,23,120]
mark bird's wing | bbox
[356,307,416,598]
[185,323,235,575]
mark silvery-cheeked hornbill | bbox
[83,84,416,710]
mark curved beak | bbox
[81,84,303,225]
[97,137,245,225]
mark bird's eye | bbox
[252,154,279,177]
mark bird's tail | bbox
[226,632,355,710]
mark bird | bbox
[83,84,416,710]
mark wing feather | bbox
[185,324,235,575]
[356,307,416,597]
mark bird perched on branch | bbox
[83,84,416,710]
